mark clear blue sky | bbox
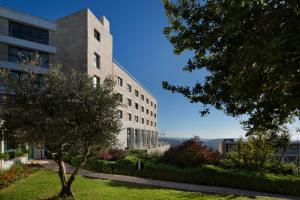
[0,0,246,139]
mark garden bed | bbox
[0,164,40,189]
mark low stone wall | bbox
[0,155,28,170]
[147,144,170,155]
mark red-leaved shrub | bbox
[98,149,127,161]
[163,136,220,168]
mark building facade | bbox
[0,6,169,165]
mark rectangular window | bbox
[141,94,144,101]
[135,103,139,110]
[93,52,100,69]
[141,106,144,112]
[94,29,100,41]
[146,98,149,104]
[147,120,149,125]
[117,76,123,86]
[128,113,132,121]
[154,104,157,109]
[146,109,149,114]
[127,98,132,107]
[8,46,49,67]
[117,93,123,103]
[93,75,100,87]
[141,118,144,124]
[9,21,49,45]
[118,110,123,119]
[154,113,156,118]
[151,101,153,107]
[135,116,139,123]
[155,122,156,127]
[135,90,139,97]
[151,121,153,126]
[127,84,132,92]
[150,111,153,116]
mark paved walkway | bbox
[32,160,299,200]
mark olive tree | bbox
[0,62,122,197]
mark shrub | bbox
[272,163,299,175]
[14,149,25,158]
[71,155,84,167]
[128,150,148,160]
[163,136,220,168]
[98,152,113,161]
[0,164,40,189]
[0,152,9,161]
[98,149,127,161]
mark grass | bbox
[0,169,271,200]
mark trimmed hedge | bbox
[80,156,300,197]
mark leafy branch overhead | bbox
[162,0,300,133]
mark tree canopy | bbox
[0,63,122,197]
[162,0,300,133]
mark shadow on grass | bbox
[101,179,258,200]
[42,195,74,200]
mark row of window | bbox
[120,95,156,118]
[8,46,49,67]
[9,21,49,45]
[116,76,157,108]
[118,110,156,127]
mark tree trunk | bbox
[56,158,73,197]
[58,148,90,198]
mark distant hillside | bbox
[161,137,234,151]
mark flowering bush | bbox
[0,164,40,189]
[98,149,127,161]
[163,136,220,168]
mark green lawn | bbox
[0,169,271,200]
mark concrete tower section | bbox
[54,9,113,81]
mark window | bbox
[146,109,149,114]
[127,98,132,107]
[146,120,149,125]
[8,46,49,67]
[93,75,100,87]
[135,116,139,123]
[141,94,144,101]
[141,106,144,112]
[154,104,157,109]
[135,103,139,110]
[117,110,123,119]
[154,113,156,118]
[150,111,153,116]
[127,113,132,121]
[127,84,132,92]
[117,76,123,86]
[117,93,123,103]
[151,101,153,107]
[94,29,100,41]
[151,121,153,126]
[9,21,49,44]
[135,90,139,97]
[141,118,144,124]
[155,122,156,127]
[93,52,100,69]
[146,98,149,104]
